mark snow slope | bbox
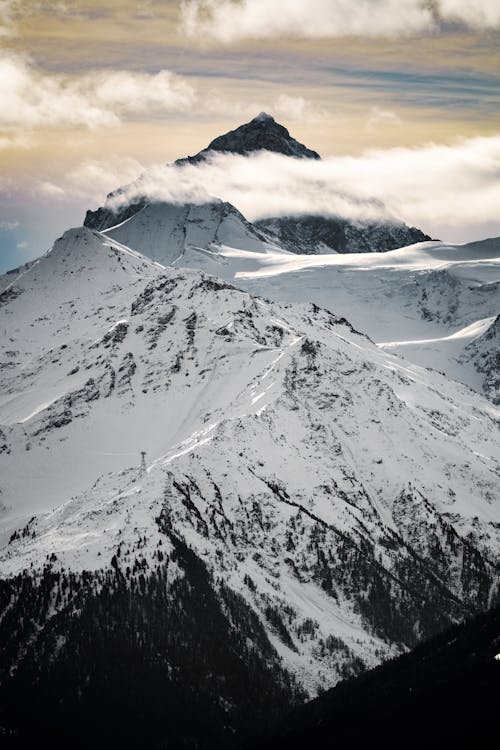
[1,229,499,696]
[168,236,500,401]
[83,188,500,400]
[100,200,281,265]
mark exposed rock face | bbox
[461,314,500,404]
[176,112,321,164]
[255,214,431,254]
[85,198,147,233]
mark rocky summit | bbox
[176,112,321,164]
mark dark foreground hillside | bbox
[253,602,500,749]
[0,538,302,750]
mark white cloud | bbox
[0,219,19,230]
[0,52,196,130]
[0,0,15,37]
[0,131,32,150]
[437,0,500,28]
[66,156,147,201]
[36,181,66,199]
[366,107,401,131]
[201,92,325,123]
[273,94,326,123]
[180,0,500,41]
[99,133,500,235]
[30,156,147,206]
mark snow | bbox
[1,219,499,698]
[83,196,500,400]
[3,110,500,702]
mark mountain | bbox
[84,114,430,254]
[175,112,321,164]
[84,113,319,233]
[174,113,430,253]
[254,602,500,749]
[1,226,499,747]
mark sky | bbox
[1,0,500,272]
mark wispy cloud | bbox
[2,131,499,272]
[437,0,500,29]
[366,107,401,131]
[180,0,500,41]
[0,218,19,230]
[0,51,196,130]
[36,156,146,201]
[0,131,31,149]
[273,94,326,123]
[93,133,500,235]
[201,91,325,124]
[0,0,15,37]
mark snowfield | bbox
[91,197,500,401]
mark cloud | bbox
[36,181,67,199]
[0,52,196,130]
[366,107,401,131]
[273,94,326,123]
[201,91,325,124]
[0,219,19,230]
[30,157,148,207]
[0,131,32,150]
[180,0,500,41]
[0,0,15,37]
[437,0,500,28]
[97,133,500,235]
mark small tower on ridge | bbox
[140,451,147,476]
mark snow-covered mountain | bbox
[85,205,500,404]
[84,113,430,254]
[1,226,499,748]
[80,114,500,404]
[2,115,500,747]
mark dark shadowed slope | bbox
[253,602,500,750]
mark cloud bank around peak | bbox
[98,133,500,237]
[180,0,500,41]
[3,132,499,273]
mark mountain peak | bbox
[252,111,275,123]
[176,113,321,164]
